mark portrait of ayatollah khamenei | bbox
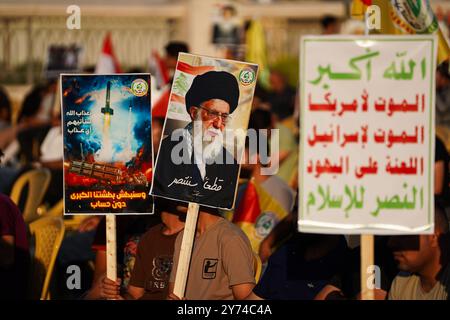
[151,53,258,210]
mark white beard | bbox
[193,114,224,164]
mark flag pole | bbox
[173,202,200,298]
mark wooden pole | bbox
[106,214,117,283]
[360,234,374,300]
[173,202,200,299]
[359,10,376,302]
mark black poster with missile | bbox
[61,74,153,214]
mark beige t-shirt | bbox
[388,264,450,300]
[170,217,255,300]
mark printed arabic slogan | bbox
[151,53,258,210]
[299,35,437,234]
[61,74,154,214]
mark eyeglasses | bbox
[196,105,231,124]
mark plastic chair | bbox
[40,199,99,232]
[41,199,63,218]
[10,168,51,223]
[28,216,65,300]
[253,252,263,284]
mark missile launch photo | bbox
[61,74,153,214]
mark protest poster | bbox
[151,53,257,298]
[61,74,153,214]
[151,53,258,210]
[299,35,437,235]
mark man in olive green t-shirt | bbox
[168,208,256,300]
[388,204,450,300]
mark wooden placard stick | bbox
[173,202,200,299]
[106,214,117,284]
[359,17,375,301]
[360,234,375,300]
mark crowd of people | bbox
[1,14,450,301]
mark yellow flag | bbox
[245,20,269,88]
[369,0,449,64]
[351,0,371,20]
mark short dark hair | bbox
[18,84,45,121]
[436,202,449,234]
[154,197,184,215]
[154,197,219,216]
[165,41,189,59]
[127,67,144,73]
[437,61,450,81]
[321,15,339,29]
[248,109,272,131]
[246,109,271,158]
[0,87,11,121]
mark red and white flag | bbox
[148,50,169,89]
[95,33,122,74]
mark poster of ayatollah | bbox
[151,53,258,210]
[61,74,153,214]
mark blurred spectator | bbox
[164,41,190,80]
[17,81,57,164]
[238,109,295,192]
[40,110,98,298]
[233,110,296,260]
[55,215,102,299]
[435,136,450,208]
[0,150,29,300]
[258,211,296,264]
[235,110,296,263]
[436,61,450,128]
[151,41,189,119]
[38,115,63,206]
[266,71,296,121]
[0,87,11,131]
[251,84,270,111]
[152,116,165,157]
[247,233,347,300]
[0,86,22,161]
[235,110,295,218]
[0,88,25,193]
[321,15,341,35]
[100,198,185,300]
[315,236,398,300]
[18,81,56,126]
[388,204,450,300]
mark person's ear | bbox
[429,233,440,249]
[189,106,197,120]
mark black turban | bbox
[185,71,240,114]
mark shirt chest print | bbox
[152,255,173,281]
[202,258,219,279]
